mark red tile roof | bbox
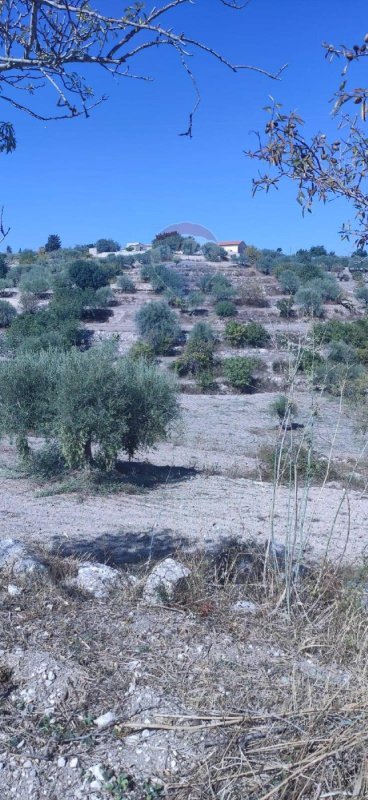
[217,240,244,246]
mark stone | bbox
[143,558,190,603]
[231,600,258,614]
[0,539,46,582]
[7,584,23,596]
[74,562,120,599]
[69,757,78,769]
[57,757,66,768]
[89,765,105,782]
[93,710,116,729]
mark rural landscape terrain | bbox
[1,235,368,798]
[2,1,368,797]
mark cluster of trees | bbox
[0,346,178,469]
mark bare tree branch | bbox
[0,0,286,140]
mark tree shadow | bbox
[113,460,197,489]
[52,528,190,567]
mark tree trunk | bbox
[84,439,93,465]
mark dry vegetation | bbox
[1,546,368,799]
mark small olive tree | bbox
[0,346,179,470]
[136,301,181,354]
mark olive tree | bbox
[0,350,57,457]
[0,346,179,469]
[136,301,181,354]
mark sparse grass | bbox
[1,546,368,799]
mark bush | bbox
[223,356,257,392]
[297,348,325,373]
[224,320,270,347]
[328,341,357,364]
[7,307,85,353]
[279,269,300,295]
[94,286,114,307]
[0,253,8,278]
[136,300,181,354]
[215,300,237,317]
[295,287,324,317]
[259,443,337,485]
[128,341,156,362]
[0,299,16,327]
[182,237,200,255]
[238,281,270,308]
[277,297,295,318]
[188,291,205,309]
[117,274,136,293]
[314,318,368,348]
[20,293,39,314]
[141,264,184,296]
[356,285,368,306]
[309,276,341,302]
[28,441,67,478]
[270,395,297,421]
[19,268,50,296]
[202,243,227,262]
[95,238,120,253]
[172,322,216,378]
[69,259,109,290]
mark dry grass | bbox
[0,546,368,798]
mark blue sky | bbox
[2,0,367,253]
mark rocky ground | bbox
[2,259,368,798]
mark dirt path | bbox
[2,393,368,565]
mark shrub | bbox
[172,323,216,378]
[141,264,184,296]
[136,300,181,354]
[224,320,270,347]
[182,237,200,255]
[309,276,341,302]
[277,297,295,318]
[19,268,50,296]
[20,293,39,314]
[215,300,237,317]
[295,287,324,317]
[28,441,67,478]
[94,286,114,307]
[68,260,109,290]
[356,285,368,306]
[188,291,205,308]
[128,341,156,362]
[223,356,257,392]
[270,395,297,421]
[7,307,85,353]
[0,299,16,327]
[314,318,368,348]
[328,341,357,364]
[297,348,325,373]
[238,279,270,307]
[259,443,337,485]
[0,253,8,278]
[117,274,136,293]
[279,269,300,295]
[95,238,120,253]
[152,231,184,252]
[202,243,227,261]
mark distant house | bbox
[217,240,246,257]
[125,242,151,253]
